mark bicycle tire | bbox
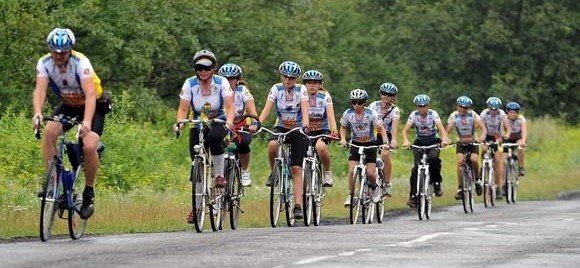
[489,164,496,206]
[349,169,363,224]
[68,166,88,240]
[362,183,373,224]
[209,187,225,232]
[39,160,59,242]
[376,169,385,224]
[313,161,324,226]
[468,167,475,213]
[191,158,206,233]
[284,165,295,227]
[460,166,470,213]
[302,161,313,226]
[482,164,491,207]
[269,162,282,228]
[506,160,516,204]
[417,169,427,221]
[229,159,242,230]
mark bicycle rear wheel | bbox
[349,169,363,224]
[209,187,225,232]
[302,161,313,226]
[39,160,59,242]
[68,166,88,240]
[228,160,242,230]
[269,162,282,228]
[191,159,206,233]
[313,163,324,226]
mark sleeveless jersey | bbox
[480,109,506,137]
[447,110,482,140]
[369,101,400,134]
[340,107,382,143]
[405,109,441,140]
[179,75,233,120]
[267,83,308,129]
[36,50,103,107]
[308,90,333,131]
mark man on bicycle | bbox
[369,82,401,196]
[32,28,110,219]
[402,94,450,208]
[503,101,527,176]
[302,70,338,187]
[340,89,388,205]
[259,60,310,219]
[480,97,510,198]
[445,96,487,200]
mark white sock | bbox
[212,154,225,177]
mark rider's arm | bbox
[224,94,235,127]
[519,118,527,146]
[326,105,338,134]
[436,120,450,145]
[32,76,49,120]
[402,122,411,147]
[502,118,512,139]
[80,77,97,132]
[390,117,399,147]
[258,99,274,123]
[300,98,309,128]
[475,116,487,142]
[339,125,347,145]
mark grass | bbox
[1,116,579,239]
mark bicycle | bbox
[481,141,499,207]
[503,142,521,204]
[300,131,338,226]
[457,142,479,214]
[176,117,226,233]
[343,142,385,225]
[35,115,89,241]
[260,127,302,228]
[223,114,261,230]
[409,144,441,221]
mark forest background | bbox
[0,0,578,237]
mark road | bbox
[1,199,579,268]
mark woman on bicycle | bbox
[302,70,338,187]
[402,94,450,208]
[175,49,235,223]
[218,63,258,187]
[258,60,310,219]
[503,101,527,176]
[369,82,401,196]
[339,89,388,205]
[480,97,510,198]
[445,96,487,200]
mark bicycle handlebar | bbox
[34,115,81,140]
[174,118,226,138]
[299,130,340,141]
[258,126,302,137]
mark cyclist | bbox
[402,94,450,208]
[258,60,310,219]
[175,49,235,223]
[503,101,527,176]
[340,89,389,206]
[445,96,487,200]
[218,63,258,187]
[302,70,338,187]
[32,28,110,219]
[480,97,510,198]
[368,82,401,196]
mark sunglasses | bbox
[194,65,213,72]
[380,92,396,96]
[351,100,365,105]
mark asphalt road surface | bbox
[1,198,579,268]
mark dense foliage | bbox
[0,0,577,123]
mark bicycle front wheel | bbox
[269,162,282,228]
[417,169,427,220]
[460,166,470,214]
[302,161,313,226]
[209,187,225,232]
[228,160,242,230]
[505,161,516,204]
[68,166,88,240]
[313,163,324,227]
[349,169,363,224]
[39,160,59,242]
[191,159,206,233]
[284,168,295,228]
[482,165,491,207]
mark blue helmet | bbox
[505,101,521,111]
[456,96,473,108]
[47,28,75,52]
[278,61,301,77]
[302,70,323,81]
[379,82,398,95]
[413,94,431,106]
[218,63,242,78]
[486,97,502,110]
[349,89,368,100]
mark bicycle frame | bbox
[457,142,478,214]
[346,143,383,225]
[503,142,520,204]
[36,115,87,241]
[261,127,302,228]
[481,141,498,207]
[410,144,440,221]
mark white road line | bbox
[387,232,451,247]
[294,256,335,265]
